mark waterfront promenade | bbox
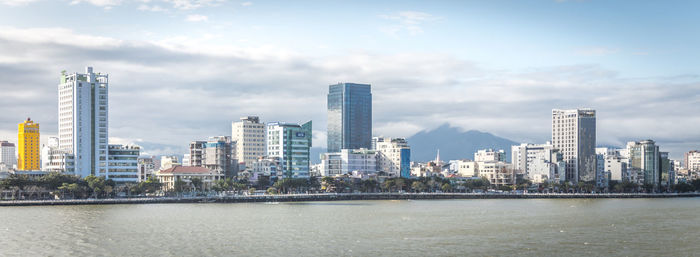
[1,192,699,206]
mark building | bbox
[373,137,411,178]
[267,121,312,178]
[18,118,40,170]
[41,137,75,173]
[106,144,140,183]
[232,116,266,167]
[476,161,514,186]
[137,156,157,182]
[320,148,378,177]
[595,148,628,183]
[474,149,506,162]
[203,136,237,177]
[511,143,565,183]
[58,67,109,177]
[659,152,673,187]
[684,151,700,172]
[184,140,206,167]
[160,155,180,170]
[327,83,372,152]
[0,141,16,169]
[155,166,224,191]
[625,140,660,187]
[551,108,596,183]
[455,160,477,177]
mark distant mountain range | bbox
[406,124,518,162]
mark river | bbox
[1,198,698,256]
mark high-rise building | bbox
[551,108,596,183]
[203,136,237,177]
[58,67,109,177]
[0,141,16,169]
[327,83,372,152]
[232,116,266,166]
[511,143,565,183]
[373,137,411,178]
[18,118,40,170]
[184,141,206,167]
[267,121,312,178]
[107,144,140,183]
[625,140,660,187]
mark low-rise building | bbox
[475,149,506,162]
[320,148,378,177]
[137,156,157,182]
[373,137,411,178]
[511,143,565,183]
[455,160,477,178]
[155,166,224,191]
[160,155,180,170]
[476,161,513,186]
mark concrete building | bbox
[267,121,312,178]
[684,150,700,172]
[160,155,180,170]
[203,136,237,177]
[41,137,74,173]
[184,140,206,167]
[373,137,411,178]
[137,156,157,182]
[476,161,514,186]
[18,118,40,170]
[155,166,224,191]
[474,149,506,162]
[320,148,378,177]
[327,83,372,152]
[595,148,628,183]
[107,144,140,183]
[625,140,660,187]
[511,143,565,183]
[232,116,266,167]
[551,108,596,183]
[58,67,109,177]
[455,160,477,177]
[0,141,16,169]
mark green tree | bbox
[173,178,187,193]
[441,183,453,192]
[267,187,278,195]
[190,178,203,192]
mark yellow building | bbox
[18,118,40,171]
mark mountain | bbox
[407,124,518,162]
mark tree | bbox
[441,183,453,192]
[411,181,426,192]
[267,187,278,195]
[173,178,187,194]
[190,178,203,192]
[84,175,108,198]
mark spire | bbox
[436,149,441,164]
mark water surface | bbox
[1,199,698,256]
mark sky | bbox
[0,0,699,159]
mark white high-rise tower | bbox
[551,109,596,183]
[232,116,266,167]
[58,67,109,177]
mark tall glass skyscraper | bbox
[327,83,372,152]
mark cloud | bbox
[0,26,698,160]
[162,0,226,10]
[379,11,440,36]
[69,0,123,7]
[0,0,36,6]
[138,4,168,12]
[185,14,208,22]
[240,1,251,6]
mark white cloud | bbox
[241,1,251,6]
[162,0,226,10]
[138,4,167,12]
[379,11,440,36]
[185,14,208,22]
[0,0,36,6]
[69,0,123,7]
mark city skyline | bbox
[0,1,699,159]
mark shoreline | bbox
[1,192,699,206]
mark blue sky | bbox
[0,0,699,158]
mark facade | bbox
[320,148,378,177]
[106,144,140,183]
[160,155,180,170]
[625,140,660,187]
[596,148,628,182]
[137,156,157,182]
[232,116,266,166]
[327,83,372,152]
[373,137,411,178]
[511,143,565,183]
[267,121,312,178]
[184,141,206,167]
[455,160,477,177]
[684,151,700,172]
[203,136,237,177]
[58,67,109,177]
[474,149,506,162]
[551,108,596,183]
[18,118,40,170]
[155,166,224,191]
[0,141,16,169]
[41,137,75,173]
[476,161,514,186]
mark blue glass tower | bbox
[327,83,372,153]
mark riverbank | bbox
[1,192,699,206]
